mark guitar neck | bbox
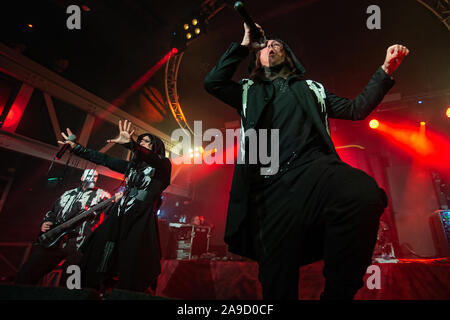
[57,196,115,230]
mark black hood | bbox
[248,37,306,79]
[137,133,166,158]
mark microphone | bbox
[233,1,265,43]
[56,134,77,159]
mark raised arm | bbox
[203,43,246,111]
[58,128,129,174]
[203,23,268,111]
[107,120,172,187]
[72,145,129,173]
[326,44,409,120]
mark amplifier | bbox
[168,223,211,260]
[429,210,450,257]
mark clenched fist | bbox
[382,44,410,76]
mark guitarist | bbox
[15,169,111,286]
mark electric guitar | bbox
[36,192,123,248]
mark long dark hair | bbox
[137,133,166,158]
[248,37,306,83]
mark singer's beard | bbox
[263,61,292,81]
[267,52,286,66]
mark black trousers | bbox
[250,155,387,300]
[15,243,81,286]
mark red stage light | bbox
[171,47,179,54]
[369,119,379,129]
[370,119,450,174]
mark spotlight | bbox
[446,107,450,118]
[175,14,206,46]
[27,24,33,28]
[369,119,379,129]
[420,121,426,126]
[171,47,178,54]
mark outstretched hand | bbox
[107,120,135,145]
[382,44,410,76]
[58,128,77,148]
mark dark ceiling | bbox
[1,0,449,136]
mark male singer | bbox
[204,22,409,299]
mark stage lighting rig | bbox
[172,13,207,50]
[171,1,227,52]
[166,1,227,135]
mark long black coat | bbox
[204,43,395,261]
[72,140,171,291]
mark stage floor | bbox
[155,258,450,300]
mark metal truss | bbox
[0,41,187,197]
[164,0,226,137]
[165,0,449,136]
[164,51,193,136]
[417,0,450,31]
